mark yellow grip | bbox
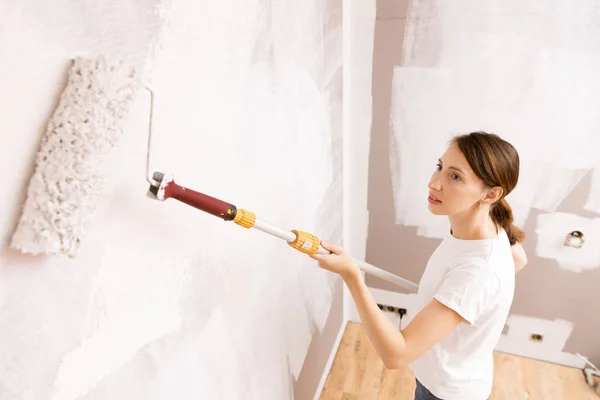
[288,230,320,255]
[233,209,256,229]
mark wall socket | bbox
[530,333,544,342]
[377,303,407,318]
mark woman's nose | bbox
[428,177,441,191]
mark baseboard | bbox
[313,319,349,400]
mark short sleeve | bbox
[433,261,501,326]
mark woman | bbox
[311,131,527,399]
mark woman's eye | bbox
[436,163,442,170]
[451,174,460,181]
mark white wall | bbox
[0,1,343,399]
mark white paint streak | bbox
[531,167,589,213]
[52,248,188,400]
[391,1,600,237]
[390,67,453,239]
[148,310,232,400]
[496,314,585,369]
[535,212,600,272]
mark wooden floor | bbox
[320,322,599,400]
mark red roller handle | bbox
[163,180,236,221]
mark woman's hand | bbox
[309,241,361,281]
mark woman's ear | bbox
[483,186,504,205]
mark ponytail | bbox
[491,198,525,246]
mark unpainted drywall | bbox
[0,1,343,399]
[366,0,600,367]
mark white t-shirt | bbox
[408,226,515,400]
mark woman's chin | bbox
[427,203,446,215]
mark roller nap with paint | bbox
[10,56,139,257]
[143,89,418,292]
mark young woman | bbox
[311,131,527,399]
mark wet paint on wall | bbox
[0,1,343,399]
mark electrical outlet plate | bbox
[377,303,407,317]
[530,333,543,342]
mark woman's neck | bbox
[449,207,498,240]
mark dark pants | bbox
[415,379,442,400]
[414,378,490,400]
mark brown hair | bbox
[450,131,525,246]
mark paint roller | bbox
[9,58,418,292]
[143,89,418,292]
[10,56,139,257]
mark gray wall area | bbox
[365,0,600,366]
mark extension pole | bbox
[147,172,419,292]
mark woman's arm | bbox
[311,242,465,369]
[511,242,527,273]
[343,269,464,369]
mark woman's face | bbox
[427,143,489,216]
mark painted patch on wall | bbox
[535,212,600,272]
[389,66,453,239]
[495,314,586,369]
[52,247,189,400]
[390,0,600,239]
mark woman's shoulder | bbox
[445,251,506,284]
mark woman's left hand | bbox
[309,241,361,280]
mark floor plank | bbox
[321,322,599,399]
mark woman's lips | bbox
[428,194,442,204]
